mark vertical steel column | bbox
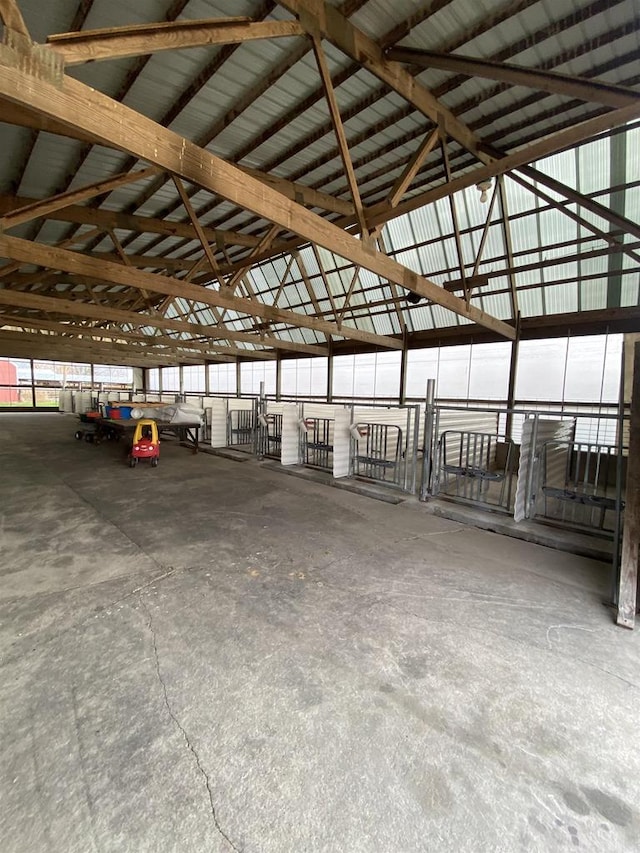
[617,340,640,629]
[204,362,210,396]
[158,367,163,396]
[30,358,36,408]
[235,358,242,398]
[420,378,436,500]
[327,337,334,403]
[505,317,520,441]
[399,324,408,404]
[276,354,282,402]
[179,364,184,400]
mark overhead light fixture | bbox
[476,179,492,203]
[405,290,422,304]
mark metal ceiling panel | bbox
[0,0,636,368]
[17,132,84,199]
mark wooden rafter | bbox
[0,328,215,365]
[238,166,354,217]
[278,0,485,160]
[0,167,160,230]
[337,267,361,325]
[0,0,29,37]
[311,35,367,234]
[47,19,305,66]
[0,234,403,350]
[370,128,439,240]
[0,195,285,249]
[470,180,500,277]
[441,133,470,304]
[0,314,276,361]
[0,61,514,340]
[0,339,173,368]
[497,176,519,320]
[171,175,221,281]
[365,103,640,231]
[0,285,326,357]
[226,224,282,293]
[386,47,640,110]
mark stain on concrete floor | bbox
[1,414,639,853]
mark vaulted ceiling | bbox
[0,0,638,368]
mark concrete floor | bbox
[1,413,639,853]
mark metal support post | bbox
[419,378,436,500]
[505,316,520,441]
[30,358,36,408]
[276,354,282,402]
[399,324,408,404]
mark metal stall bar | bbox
[352,422,403,487]
[303,416,334,471]
[263,413,283,460]
[539,440,622,534]
[227,406,256,448]
[434,430,514,510]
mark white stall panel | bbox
[333,408,352,479]
[281,403,302,466]
[210,398,228,448]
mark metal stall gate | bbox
[226,398,257,452]
[350,405,420,492]
[435,430,515,510]
[426,407,516,512]
[257,402,284,460]
[536,440,622,533]
[300,403,337,472]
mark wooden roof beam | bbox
[0,314,275,360]
[0,232,399,349]
[0,167,160,230]
[0,0,29,37]
[0,195,283,249]
[0,328,215,365]
[238,166,354,217]
[366,103,640,231]
[386,47,640,110]
[311,35,367,234]
[0,284,326,356]
[277,0,486,161]
[47,19,305,66]
[0,339,168,368]
[0,59,514,339]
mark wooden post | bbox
[617,340,640,628]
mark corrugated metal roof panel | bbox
[620,275,639,308]
[519,286,545,318]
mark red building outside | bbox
[0,360,19,403]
